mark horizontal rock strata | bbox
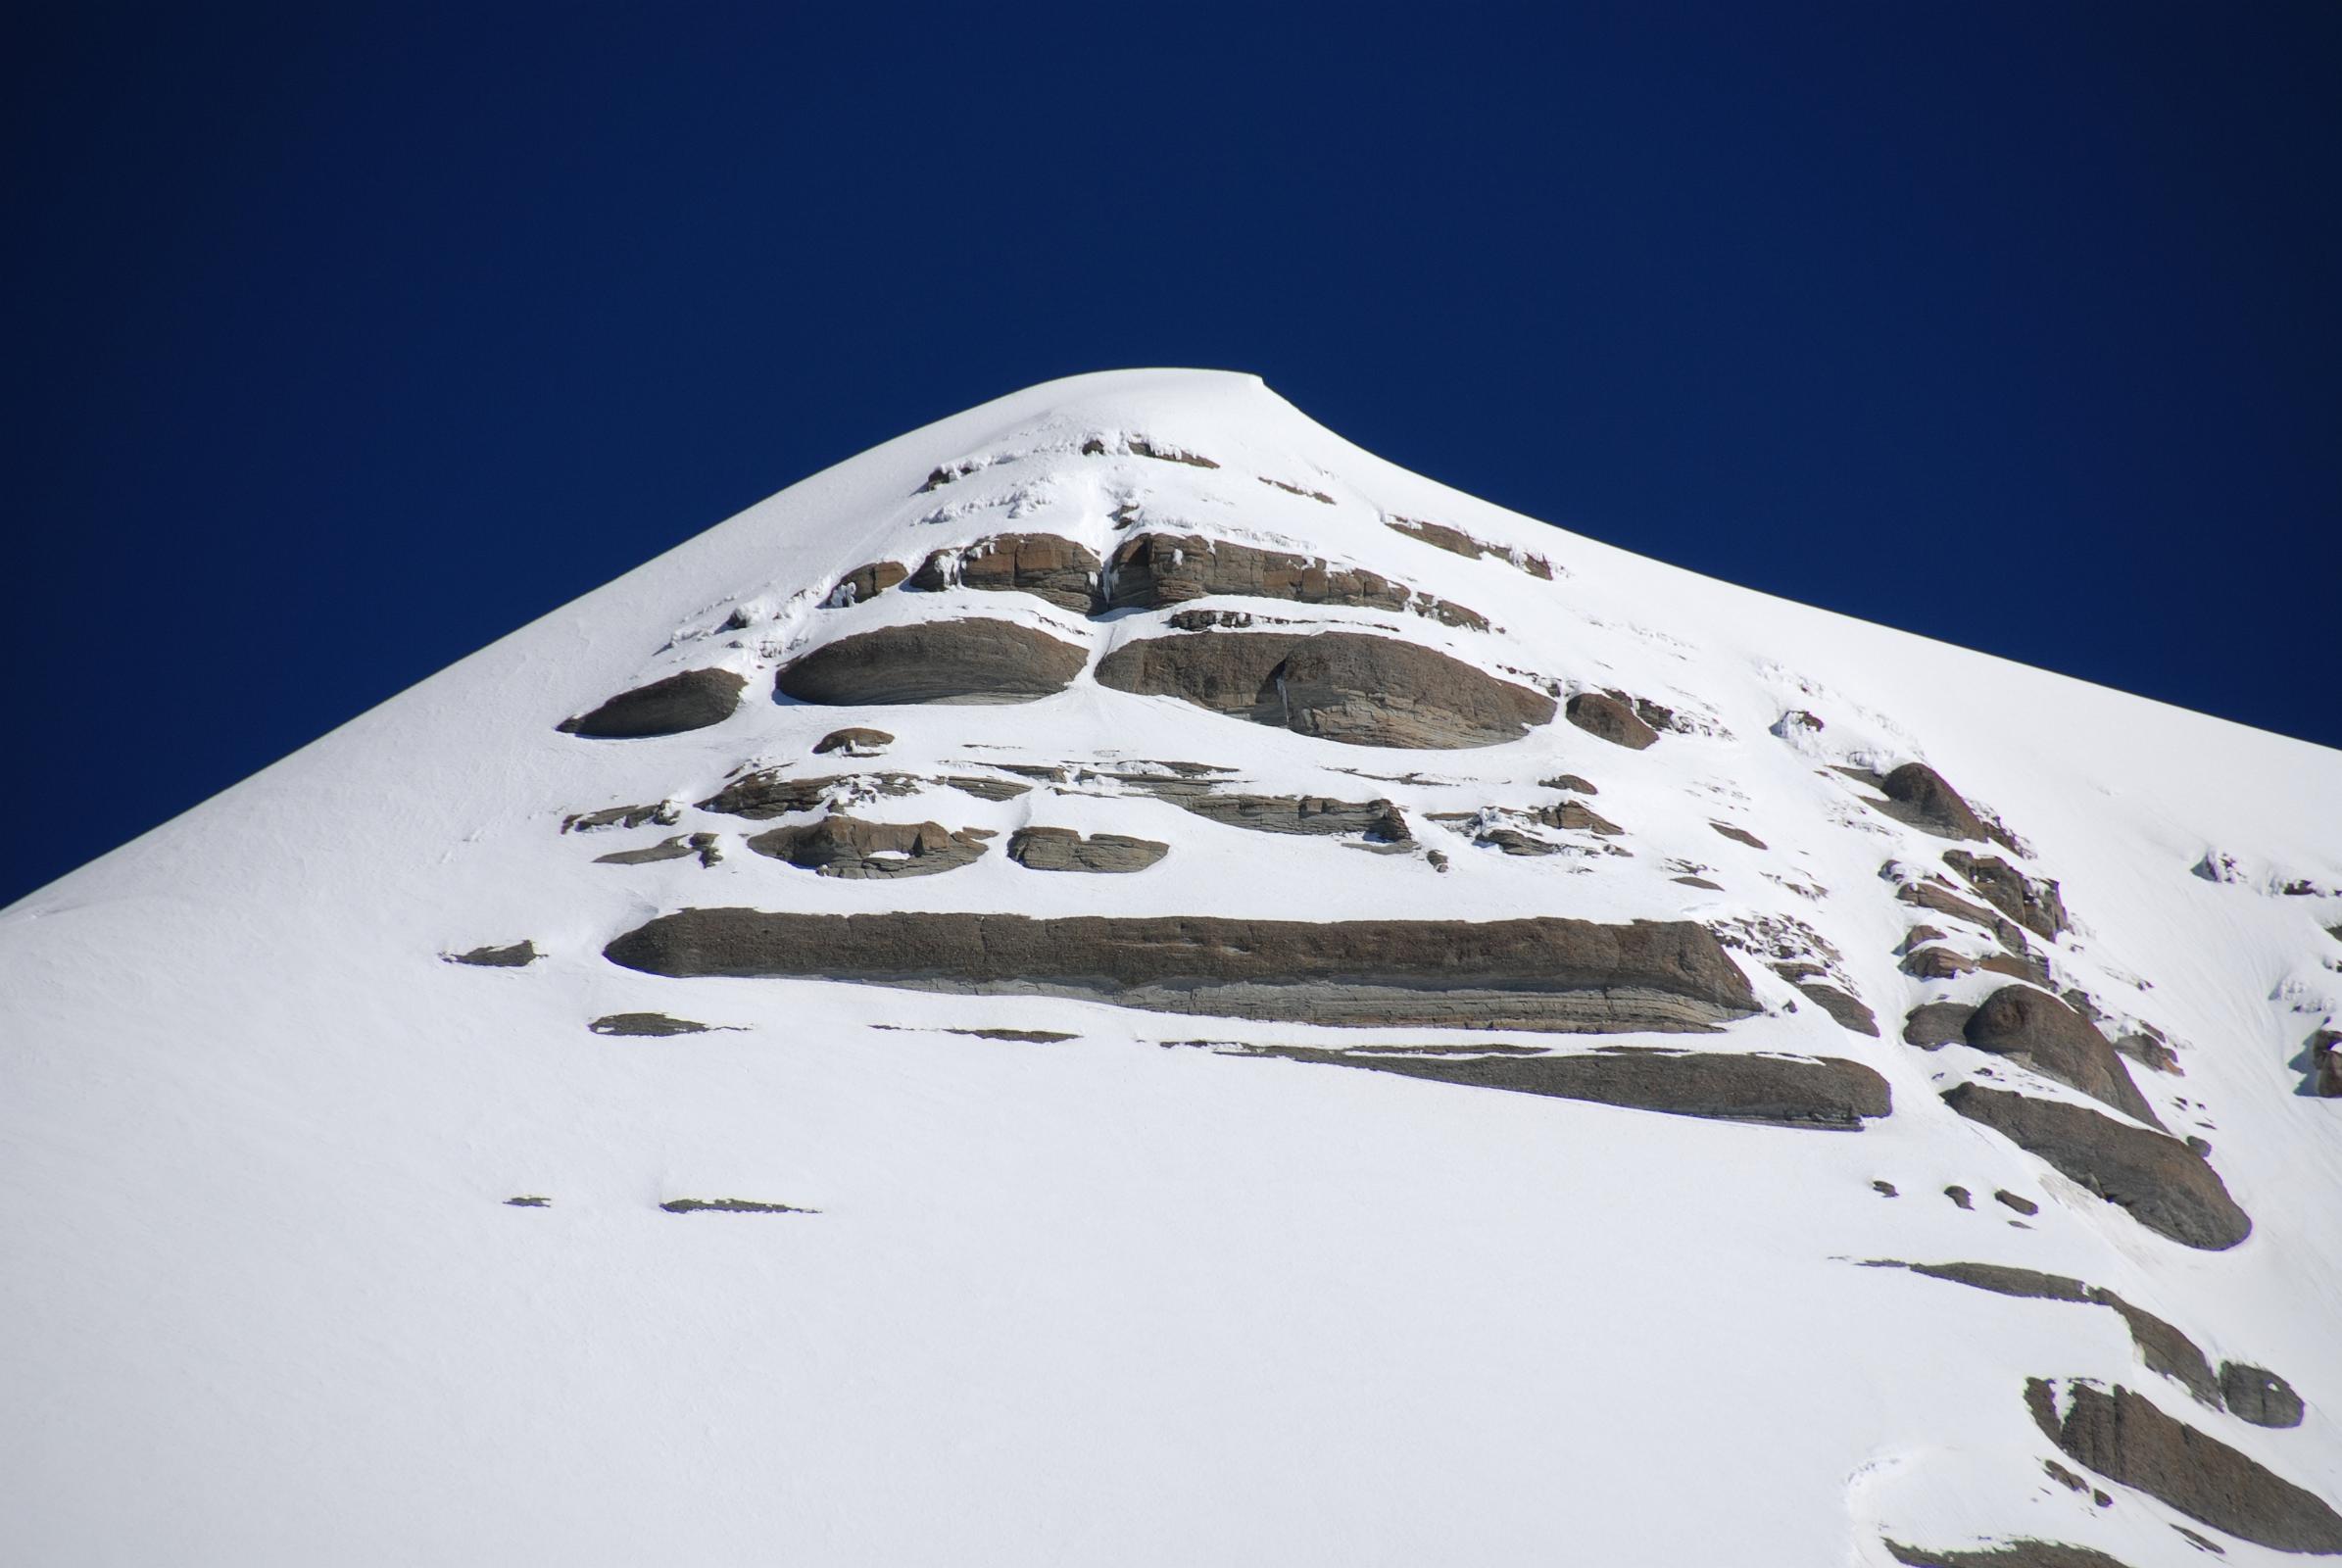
[2028,1380,2342,1553]
[1942,1084,2250,1250]
[1095,629,1554,749]
[699,771,917,818]
[1005,827,1169,873]
[1875,1263,2216,1403]
[1103,531,1487,630]
[776,619,1088,706]
[1247,1045,1889,1128]
[559,667,745,738]
[605,909,1761,1033]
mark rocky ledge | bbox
[605,909,1761,1033]
[1942,1084,2250,1250]
[1104,530,1487,630]
[1095,628,1554,749]
[1246,1045,1889,1129]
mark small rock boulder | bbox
[1564,692,1658,751]
[1903,1001,1976,1048]
[2220,1362,2306,1428]
[812,726,894,756]
[444,940,541,968]
[1875,761,1988,841]
[559,668,746,738]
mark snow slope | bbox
[4,368,2338,1566]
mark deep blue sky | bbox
[7,3,2337,906]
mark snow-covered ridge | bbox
[4,368,2338,1566]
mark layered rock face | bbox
[51,372,2329,1564]
[606,909,1761,1033]
[1095,629,1554,748]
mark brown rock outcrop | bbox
[1941,1084,2250,1250]
[606,909,1761,1033]
[1248,1045,1889,1129]
[699,771,918,819]
[1006,827,1169,873]
[444,940,540,968]
[1161,793,1410,841]
[909,533,1102,613]
[776,619,1089,706]
[1563,692,1658,750]
[1874,761,1989,841]
[559,668,746,738]
[825,560,907,607]
[1103,531,1487,630]
[1945,852,2070,942]
[2030,1380,2342,1553]
[589,1012,711,1036]
[1383,515,1554,577]
[813,726,894,756]
[1964,986,2162,1127]
[1797,982,1879,1036]
[745,816,991,879]
[1904,1001,1976,1048]
[1095,629,1554,749]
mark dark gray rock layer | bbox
[1563,692,1658,750]
[1095,629,1555,749]
[589,1012,711,1036]
[1884,1541,2136,1568]
[559,667,746,739]
[777,619,1088,706]
[605,909,1761,1033]
[745,816,990,879]
[1942,1084,2250,1250]
[2220,1362,2306,1429]
[1964,986,2161,1128]
[445,941,540,967]
[1250,1045,1889,1129]
[2031,1380,2342,1553]
[1874,761,1989,841]
[1006,827,1169,873]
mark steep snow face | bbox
[4,369,2339,1567]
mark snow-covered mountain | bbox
[5,368,2339,1567]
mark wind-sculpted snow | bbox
[8,368,2340,1565]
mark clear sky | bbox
[6,2,2337,906]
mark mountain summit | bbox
[7,369,2339,1565]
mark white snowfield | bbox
[4,368,2338,1566]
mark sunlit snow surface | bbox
[4,370,2338,1565]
